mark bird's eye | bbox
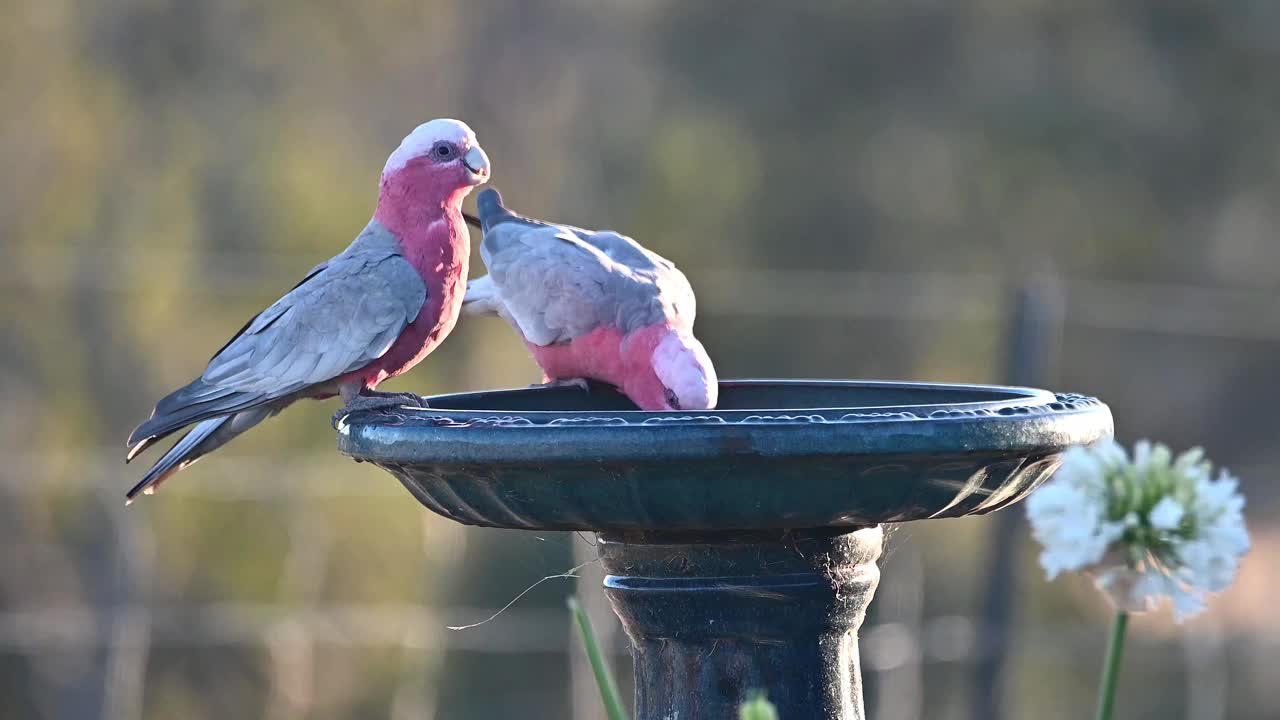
[664,388,681,410]
[435,144,453,158]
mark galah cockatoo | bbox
[125,119,491,501]
[463,189,717,412]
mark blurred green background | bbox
[2,1,1278,718]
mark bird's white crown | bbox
[383,119,477,174]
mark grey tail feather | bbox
[126,416,230,502]
[461,277,499,316]
[476,188,519,232]
[126,406,272,502]
[476,188,559,235]
[127,379,265,453]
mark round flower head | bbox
[1026,439,1249,622]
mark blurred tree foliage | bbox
[1,1,1277,718]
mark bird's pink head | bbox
[375,119,490,224]
[623,326,718,412]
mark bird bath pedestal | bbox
[338,380,1112,719]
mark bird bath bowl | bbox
[338,380,1113,719]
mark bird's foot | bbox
[363,390,428,406]
[530,377,591,392]
[332,392,427,429]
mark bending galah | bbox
[463,189,717,412]
[125,119,491,501]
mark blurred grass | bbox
[568,596,627,720]
[739,692,779,720]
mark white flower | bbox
[1148,497,1184,531]
[1175,470,1250,595]
[1026,479,1125,580]
[1026,439,1250,622]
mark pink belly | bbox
[528,326,627,385]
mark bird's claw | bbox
[531,378,591,392]
[332,393,427,430]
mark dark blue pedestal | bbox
[600,528,883,719]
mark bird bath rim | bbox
[337,379,1111,461]
[358,378,1055,419]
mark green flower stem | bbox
[568,596,629,720]
[739,691,780,720]
[1094,611,1129,720]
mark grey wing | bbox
[480,221,690,346]
[576,230,697,332]
[128,246,426,449]
[201,250,425,392]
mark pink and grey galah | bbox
[125,119,490,502]
[463,189,718,412]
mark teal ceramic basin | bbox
[337,379,1112,531]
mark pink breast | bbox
[371,294,460,380]
[345,218,469,390]
[528,326,629,385]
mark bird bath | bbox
[337,379,1113,719]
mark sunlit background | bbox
[2,1,1278,718]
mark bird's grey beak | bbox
[463,145,490,181]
